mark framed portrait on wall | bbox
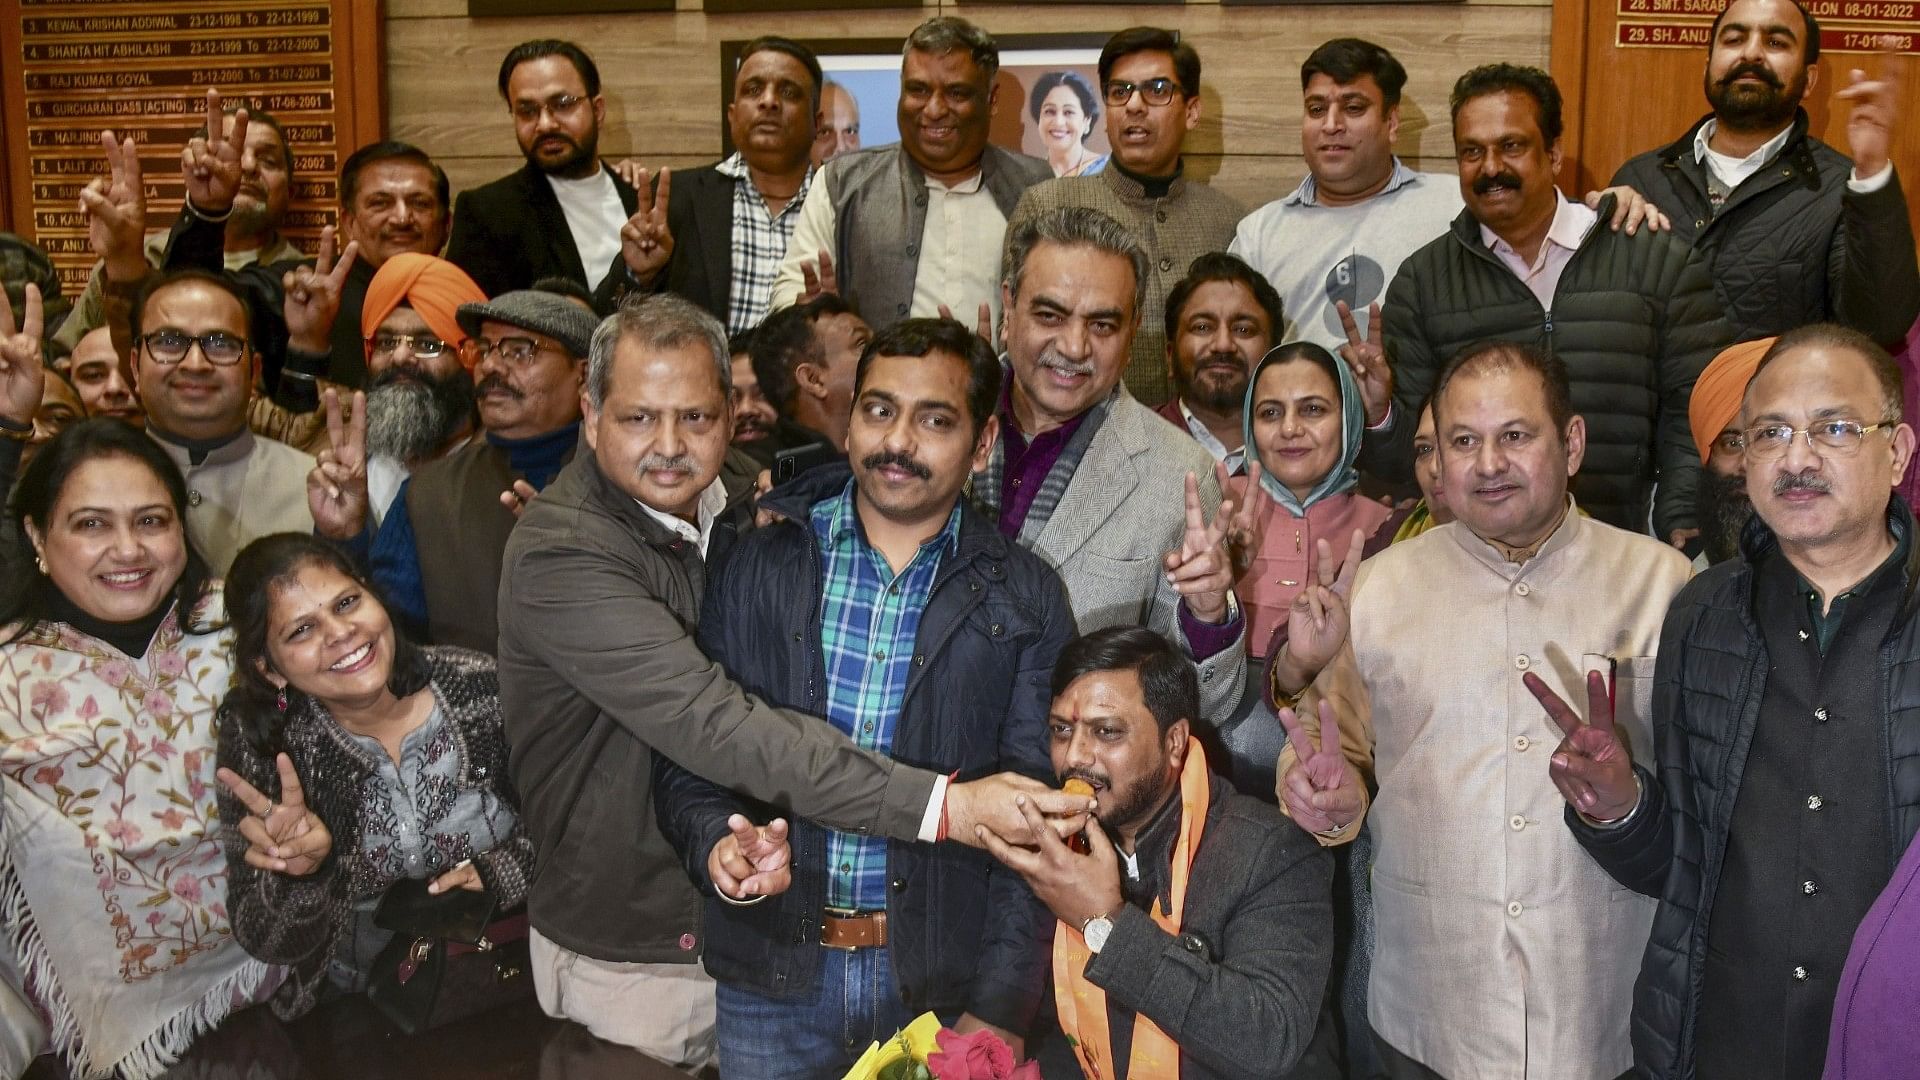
[719,32,1128,179]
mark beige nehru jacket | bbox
[1286,507,1691,1080]
[150,429,316,575]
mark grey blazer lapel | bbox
[1031,402,1145,566]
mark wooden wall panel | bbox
[385,0,1550,211]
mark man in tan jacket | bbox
[1269,341,1692,1079]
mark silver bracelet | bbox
[184,199,234,224]
[1578,772,1646,831]
[716,887,768,907]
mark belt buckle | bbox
[821,907,864,951]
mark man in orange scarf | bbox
[979,626,1333,1079]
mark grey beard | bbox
[365,374,473,465]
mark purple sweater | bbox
[1824,828,1920,1079]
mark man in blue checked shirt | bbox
[656,316,1077,1077]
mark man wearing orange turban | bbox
[1690,337,1775,565]
[356,253,488,525]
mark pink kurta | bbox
[1231,477,1392,659]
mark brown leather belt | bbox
[820,909,888,950]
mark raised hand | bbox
[1162,472,1239,624]
[1524,668,1641,823]
[610,158,647,192]
[618,166,673,285]
[78,130,147,282]
[1221,458,1268,581]
[798,248,839,302]
[216,752,333,876]
[944,772,1098,850]
[938,301,995,346]
[973,795,1123,931]
[1273,528,1366,696]
[707,814,793,901]
[282,226,359,355]
[0,284,45,428]
[1584,184,1670,235]
[307,388,371,539]
[1335,301,1392,426]
[1277,699,1363,835]
[182,88,249,214]
[1836,61,1898,180]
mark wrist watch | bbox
[1081,910,1116,954]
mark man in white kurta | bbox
[1271,342,1692,1079]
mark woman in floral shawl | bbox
[0,420,274,1079]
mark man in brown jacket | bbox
[496,294,1089,1066]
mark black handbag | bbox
[364,876,531,1035]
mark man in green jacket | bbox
[1355,64,1733,547]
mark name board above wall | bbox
[0,0,384,291]
[1616,0,1919,51]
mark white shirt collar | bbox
[1284,158,1424,208]
[1693,118,1795,189]
[636,477,729,557]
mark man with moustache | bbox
[1010,28,1245,404]
[447,40,638,300]
[1689,338,1774,566]
[495,294,1092,1063]
[1358,64,1732,544]
[981,627,1332,1080]
[309,289,595,652]
[982,206,1248,726]
[725,329,783,466]
[1275,341,1693,1080]
[1612,0,1918,345]
[62,326,143,426]
[600,37,823,333]
[813,81,861,166]
[1539,325,1920,1079]
[56,96,301,355]
[1154,253,1284,475]
[654,317,1075,1076]
[353,253,487,528]
[771,17,1050,333]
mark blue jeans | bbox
[715,947,936,1080]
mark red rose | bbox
[927,1027,1040,1080]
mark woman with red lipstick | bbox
[212,532,532,1025]
[0,419,275,1078]
[1028,71,1107,178]
[1233,342,1406,661]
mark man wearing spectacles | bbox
[770,17,1051,335]
[1008,28,1244,406]
[128,268,315,573]
[445,40,640,300]
[310,288,596,654]
[1544,324,1920,1080]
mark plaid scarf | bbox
[974,386,1116,545]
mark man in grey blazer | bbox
[975,205,1247,725]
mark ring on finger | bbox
[260,801,277,820]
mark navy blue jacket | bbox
[655,465,1076,1034]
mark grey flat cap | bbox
[457,290,600,359]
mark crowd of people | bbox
[0,4,1917,1079]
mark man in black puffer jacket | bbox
[655,319,1078,1076]
[1360,64,1733,545]
[1537,326,1920,1079]
[1611,0,1918,348]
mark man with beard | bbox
[725,328,795,468]
[62,326,143,427]
[1358,64,1732,546]
[654,317,1075,1076]
[1689,337,1775,566]
[55,96,301,355]
[309,289,595,653]
[1612,0,1918,345]
[979,626,1332,1079]
[1154,253,1283,475]
[771,17,1050,333]
[598,38,822,334]
[1009,28,1246,404]
[447,40,639,300]
[354,253,487,528]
